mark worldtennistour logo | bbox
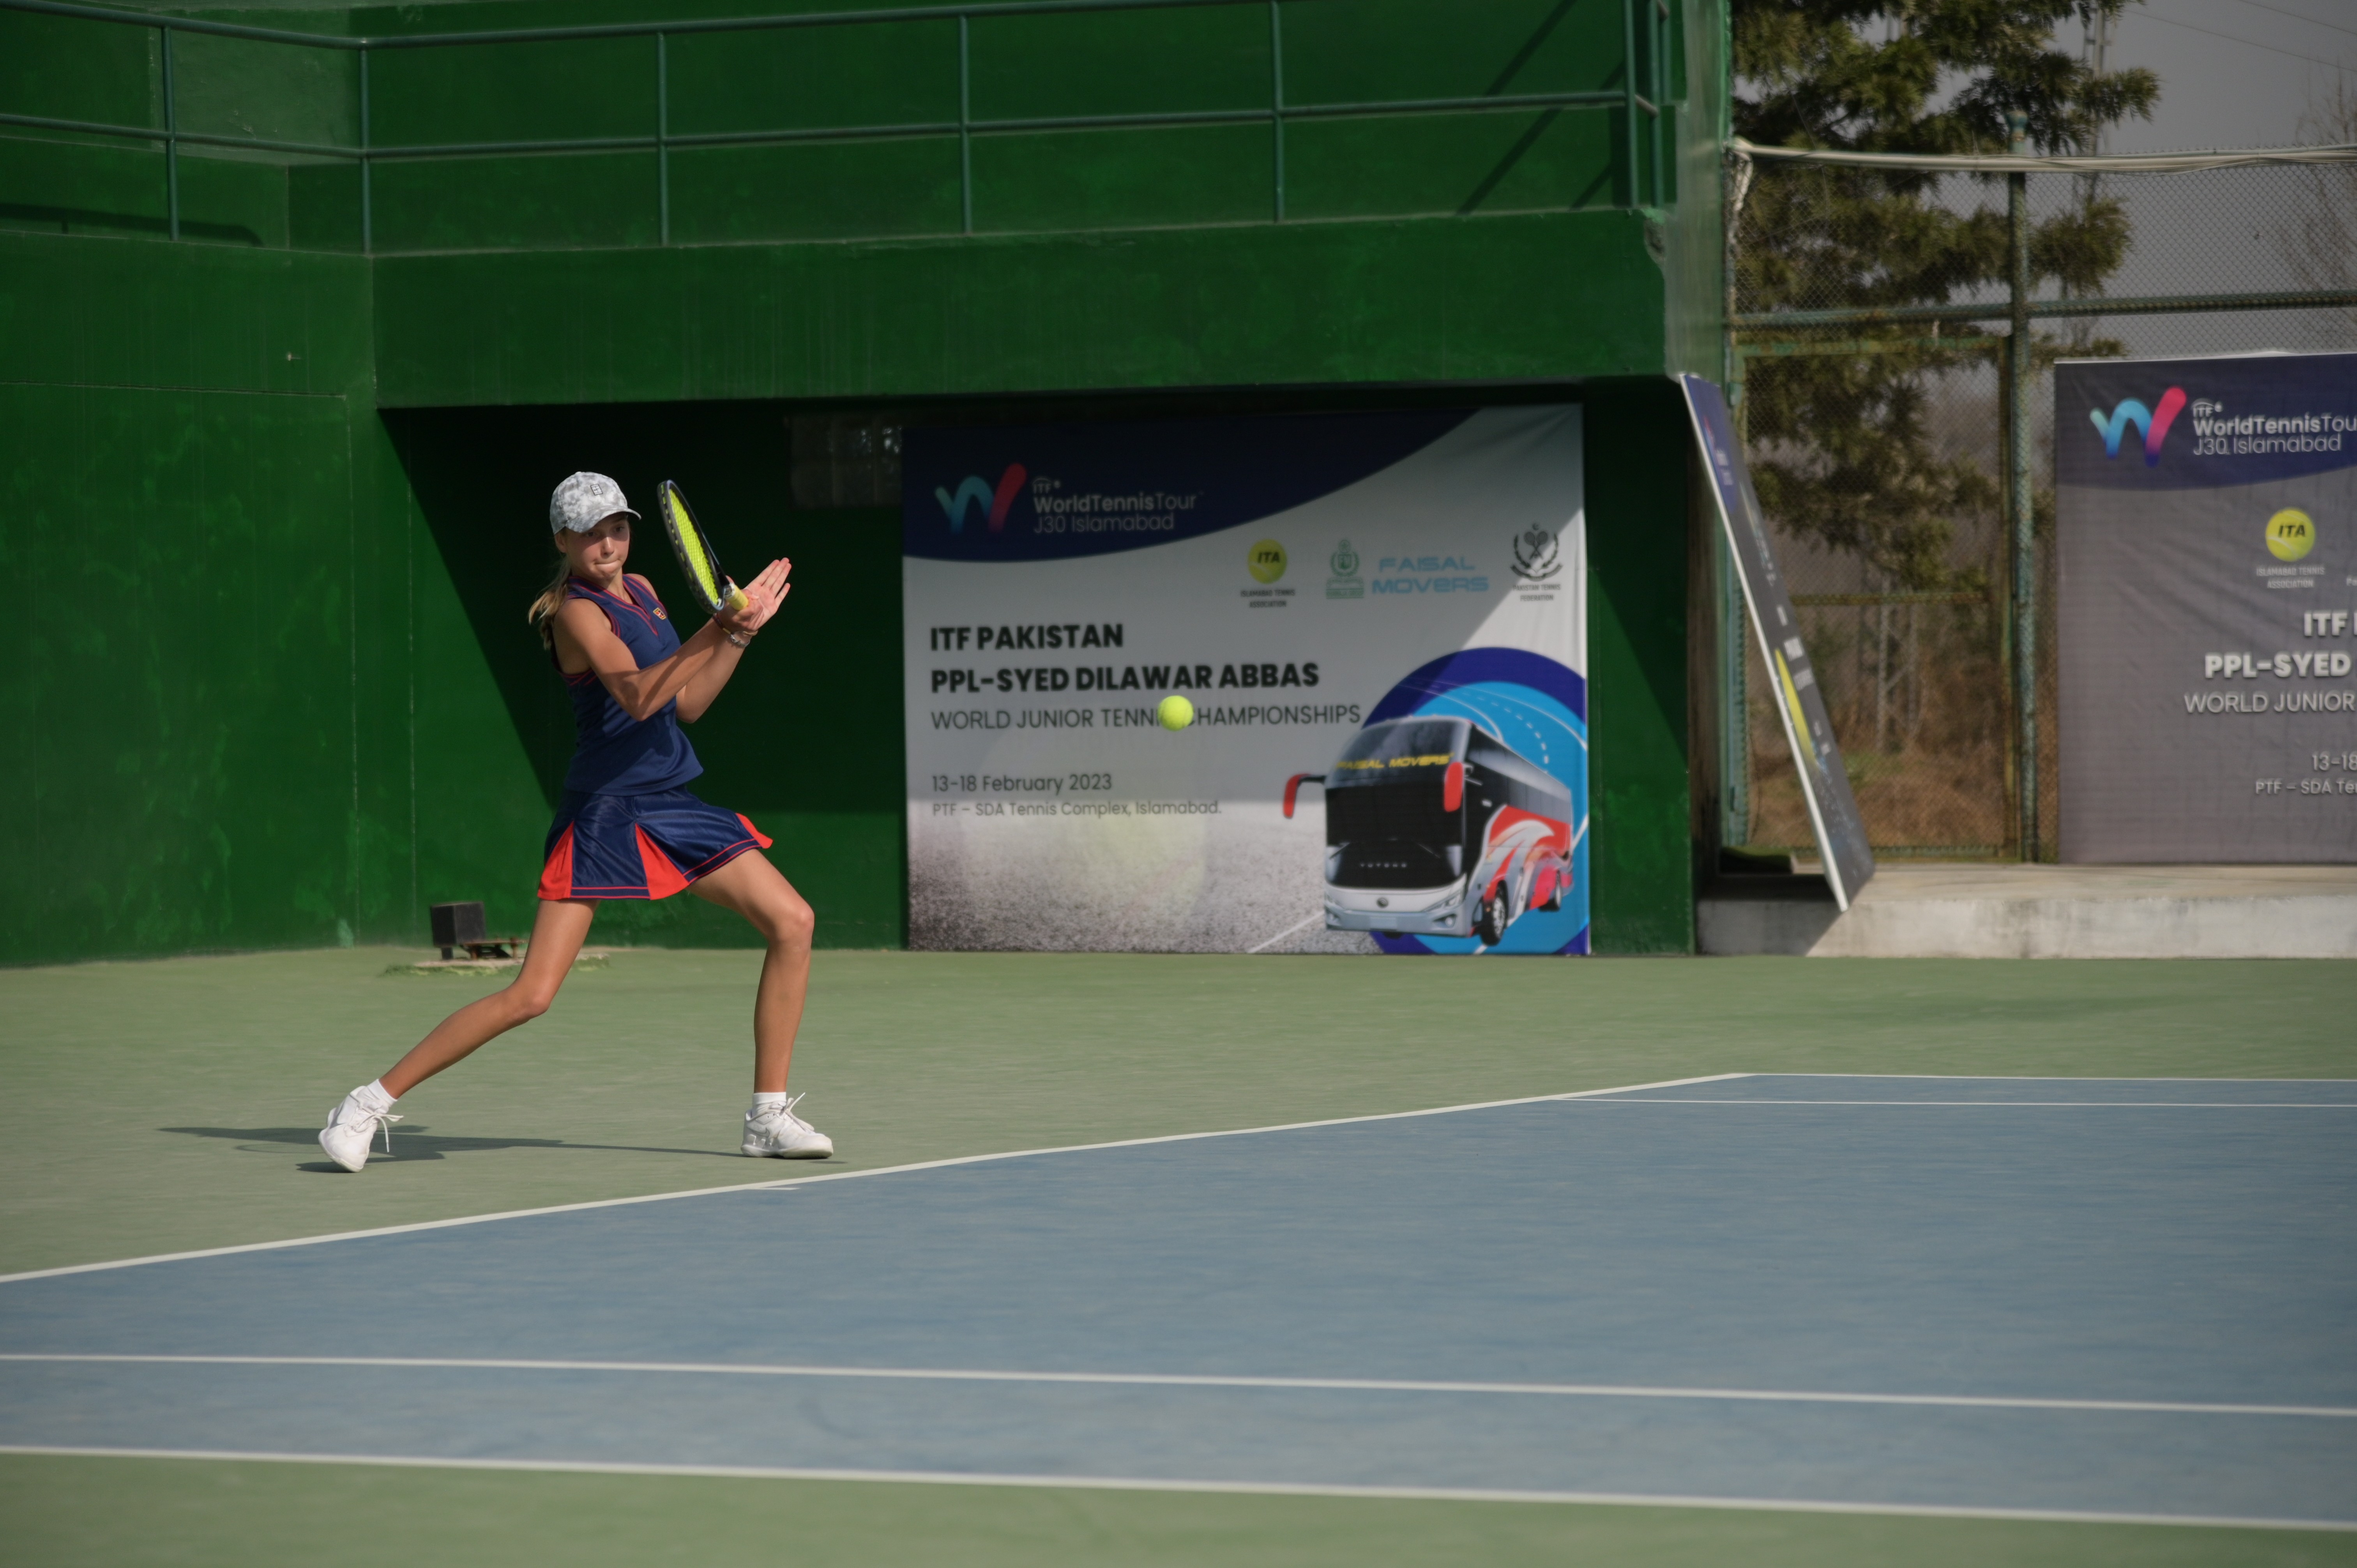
[936,463,1028,533]
[2089,387,2187,466]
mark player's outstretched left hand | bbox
[718,557,792,635]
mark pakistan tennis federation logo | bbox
[1326,539,1362,600]
[936,463,1028,533]
[2089,387,2187,466]
[1511,525,1563,584]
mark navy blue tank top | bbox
[557,576,703,796]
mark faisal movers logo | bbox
[2088,387,2187,466]
[936,464,1028,533]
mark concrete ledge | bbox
[1700,865,2357,959]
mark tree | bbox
[1733,1,2158,589]
[2275,72,2357,330]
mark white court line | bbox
[4,1353,2350,1420]
[0,1445,2349,1533]
[1765,1074,2357,1083]
[1246,911,1326,954]
[1589,1099,2357,1108]
[0,1073,1751,1285]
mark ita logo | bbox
[1326,539,1363,600]
[2266,507,2316,562]
[1511,524,1563,584]
[1247,538,1288,584]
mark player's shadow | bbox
[162,1124,747,1174]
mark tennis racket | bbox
[656,480,750,618]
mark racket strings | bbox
[661,484,730,613]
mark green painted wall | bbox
[1586,380,1700,952]
[0,7,359,249]
[0,230,428,965]
[344,0,1652,253]
[1,0,1723,961]
[7,0,1676,256]
[1,381,359,954]
[371,213,1670,407]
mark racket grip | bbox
[723,584,749,615]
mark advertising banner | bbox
[2057,352,2357,862]
[1678,374,1876,908]
[902,408,1588,954]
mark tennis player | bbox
[318,472,831,1172]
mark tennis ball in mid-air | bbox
[1157,694,1194,731]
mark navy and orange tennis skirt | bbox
[538,788,772,901]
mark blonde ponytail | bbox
[528,558,576,649]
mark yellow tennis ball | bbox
[1156,694,1194,731]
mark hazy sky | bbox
[2109,0,2355,152]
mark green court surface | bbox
[3,947,2353,1566]
[10,1455,2354,1568]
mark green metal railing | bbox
[0,0,1676,251]
[1735,288,2357,332]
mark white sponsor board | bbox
[901,408,1590,953]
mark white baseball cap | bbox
[549,471,641,533]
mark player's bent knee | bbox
[764,895,815,948]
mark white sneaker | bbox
[743,1093,833,1159]
[319,1092,403,1172]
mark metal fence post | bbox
[1649,0,1666,208]
[958,14,973,235]
[359,48,372,255]
[2005,111,2036,860]
[1621,0,1638,207]
[1268,0,1284,222]
[657,33,670,245]
[159,23,178,239]
[1721,154,1754,848]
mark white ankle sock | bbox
[751,1091,790,1110]
[352,1080,395,1112]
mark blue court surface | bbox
[4,1074,2353,1530]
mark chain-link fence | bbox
[1728,147,2357,862]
